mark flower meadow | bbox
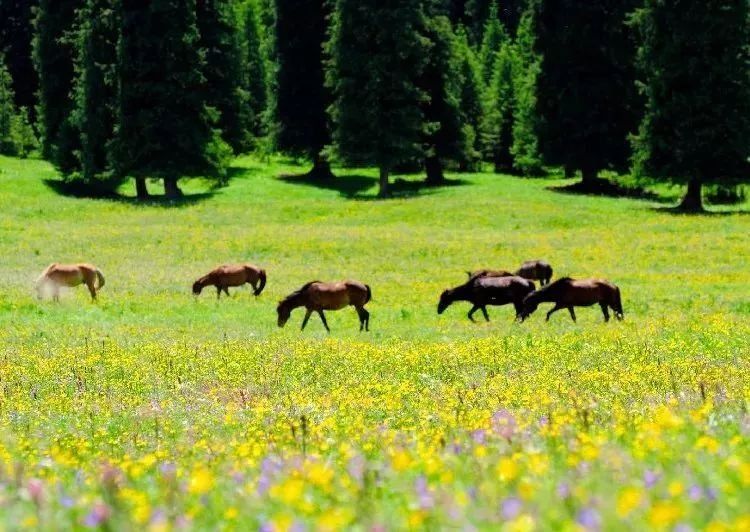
[1,320,749,530]
[1,155,749,529]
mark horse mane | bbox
[280,281,321,305]
[536,276,573,293]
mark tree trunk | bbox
[425,156,445,185]
[678,178,704,212]
[135,177,149,200]
[306,152,334,179]
[581,166,598,185]
[378,166,389,198]
[163,177,183,199]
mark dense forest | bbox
[0,0,748,210]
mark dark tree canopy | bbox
[244,0,267,137]
[327,0,430,196]
[196,0,251,153]
[632,0,750,211]
[115,0,230,198]
[273,0,332,177]
[449,0,524,42]
[32,0,81,170]
[534,0,640,184]
[0,0,38,112]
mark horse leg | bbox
[480,306,490,322]
[513,301,523,321]
[568,307,577,322]
[600,303,610,322]
[224,287,230,298]
[317,311,330,333]
[546,304,563,321]
[357,307,370,332]
[53,286,60,302]
[216,286,222,300]
[467,305,480,322]
[301,309,312,330]
[86,280,97,301]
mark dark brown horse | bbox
[519,277,623,322]
[466,269,514,282]
[438,275,536,322]
[516,260,553,286]
[193,264,266,299]
[277,281,372,332]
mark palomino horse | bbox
[519,277,623,322]
[438,275,536,322]
[516,260,553,286]
[36,263,105,301]
[193,264,266,299]
[277,281,372,332]
[466,269,513,282]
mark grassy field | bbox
[0,155,748,529]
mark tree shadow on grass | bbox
[278,172,469,199]
[548,178,670,203]
[648,204,750,216]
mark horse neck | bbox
[448,283,473,303]
[283,292,307,310]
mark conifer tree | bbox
[116,0,230,199]
[478,2,507,86]
[480,41,515,173]
[631,0,750,211]
[327,0,430,197]
[244,0,267,137]
[455,27,483,170]
[197,0,251,153]
[0,0,38,112]
[0,53,17,155]
[273,0,333,178]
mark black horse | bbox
[438,275,536,322]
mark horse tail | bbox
[95,269,106,290]
[364,284,372,304]
[613,285,624,319]
[254,269,267,296]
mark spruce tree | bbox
[116,0,230,199]
[421,4,465,184]
[0,0,38,112]
[197,0,251,153]
[480,41,515,173]
[451,0,524,43]
[0,53,17,155]
[273,0,333,178]
[69,0,121,190]
[32,0,81,171]
[327,0,430,197]
[478,2,507,86]
[244,0,267,137]
[632,0,750,211]
[455,27,483,171]
[510,4,542,175]
[534,0,640,186]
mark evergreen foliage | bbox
[480,41,515,173]
[0,0,38,112]
[243,0,267,138]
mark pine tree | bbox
[478,2,507,86]
[631,0,750,212]
[273,0,333,178]
[534,0,640,186]
[421,4,465,184]
[451,0,523,43]
[0,53,17,155]
[10,107,38,157]
[197,0,251,153]
[0,0,39,113]
[455,27,483,170]
[69,0,121,190]
[510,4,542,175]
[327,0,430,197]
[480,41,515,173]
[116,0,231,199]
[32,0,81,171]
[244,0,267,137]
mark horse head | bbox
[192,281,203,295]
[276,301,292,327]
[437,289,454,314]
[519,291,540,320]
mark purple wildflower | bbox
[492,409,517,440]
[644,469,661,488]
[471,430,487,445]
[501,497,523,520]
[347,455,365,484]
[415,476,434,510]
[688,485,703,501]
[557,482,571,499]
[576,507,601,531]
[83,501,111,528]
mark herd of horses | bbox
[35,259,624,332]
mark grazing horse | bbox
[277,281,372,332]
[438,275,536,322]
[519,277,623,322]
[193,264,266,299]
[35,263,105,301]
[516,260,553,286]
[466,269,514,282]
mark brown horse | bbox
[516,260,553,286]
[277,281,372,332]
[36,263,105,301]
[438,275,536,322]
[519,277,623,322]
[193,264,266,299]
[466,269,514,282]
